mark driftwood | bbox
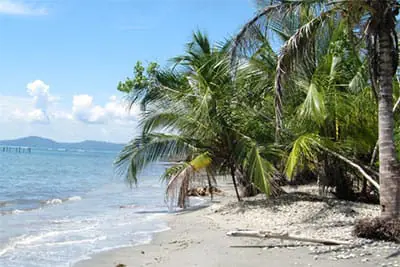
[187,186,222,197]
[227,230,350,246]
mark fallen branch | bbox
[230,244,323,248]
[322,148,380,191]
[227,230,350,246]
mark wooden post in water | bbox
[0,146,32,153]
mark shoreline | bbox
[75,184,400,267]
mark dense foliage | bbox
[115,0,400,215]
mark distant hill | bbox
[0,136,124,151]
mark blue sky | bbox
[0,0,255,142]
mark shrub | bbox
[354,217,400,242]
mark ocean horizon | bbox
[0,149,172,267]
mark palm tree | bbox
[115,32,280,208]
[232,0,399,217]
[284,28,380,199]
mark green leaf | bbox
[114,133,197,186]
[298,82,326,125]
[285,133,322,179]
[246,142,275,196]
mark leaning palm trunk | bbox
[375,21,399,218]
[166,164,194,209]
[177,174,190,208]
[230,166,242,201]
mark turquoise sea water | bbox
[0,149,171,267]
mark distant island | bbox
[0,136,124,151]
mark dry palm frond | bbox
[165,152,212,209]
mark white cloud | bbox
[52,110,73,120]
[0,0,47,16]
[12,108,48,123]
[1,80,58,124]
[72,94,107,124]
[72,94,140,124]
[27,109,49,123]
[0,95,31,122]
[0,80,142,143]
[6,81,139,125]
[25,80,56,123]
[27,80,51,109]
[11,108,25,120]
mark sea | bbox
[0,148,174,267]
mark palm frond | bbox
[165,162,194,209]
[274,8,337,132]
[161,162,189,182]
[297,82,327,125]
[246,142,275,196]
[165,152,212,209]
[234,136,278,196]
[285,133,322,179]
[114,133,198,186]
[141,111,182,134]
[232,0,330,59]
[190,152,212,171]
[348,60,368,93]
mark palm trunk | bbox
[369,93,400,166]
[377,30,400,218]
[206,171,214,201]
[230,166,241,202]
[178,176,189,208]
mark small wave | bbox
[0,228,98,256]
[0,234,28,256]
[1,196,83,216]
[45,198,63,205]
[0,208,38,216]
[0,198,39,207]
[50,219,72,224]
[26,236,107,248]
[67,196,82,201]
[0,199,45,216]
[43,196,82,206]
[12,209,25,214]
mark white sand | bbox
[75,182,400,267]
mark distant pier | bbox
[1,146,31,153]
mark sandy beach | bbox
[75,181,400,267]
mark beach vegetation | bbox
[115,32,281,208]
[115,0,400,224]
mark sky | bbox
[0,0,255,143]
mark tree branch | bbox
[227,230,350,246]
[323,148,380,191]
